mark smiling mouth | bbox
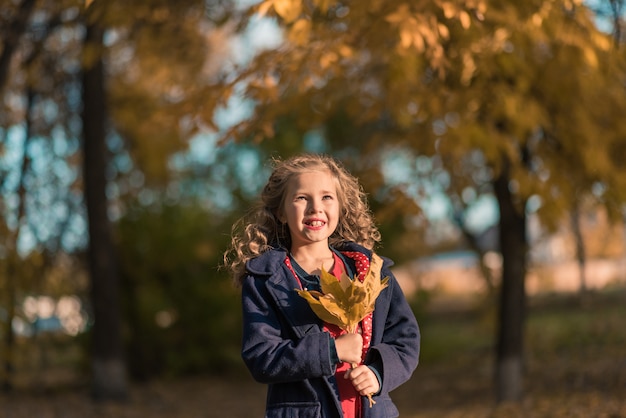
[305,220,325,227]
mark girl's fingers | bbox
[345,366,380,395]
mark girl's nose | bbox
[308,201,321,213]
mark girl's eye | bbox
[323,195,333,200]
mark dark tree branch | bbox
[0,0,38,93]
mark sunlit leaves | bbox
[377,1,482,70]
[440,1,475,29]
[214,0,626,231]
[218,0,486,146]
[258,0,302,23]
[287,18,311,45]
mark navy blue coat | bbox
[241,242,420,418]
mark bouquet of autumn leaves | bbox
[296,253,389,407]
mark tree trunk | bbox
[453,212,496,295]
[82,21,128,401]
[1,253,16,393]
[570,203,587,295]
[493,159,527,403]
[2,89,34,392]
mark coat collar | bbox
[245,242,380,276]
[244,243,392,339]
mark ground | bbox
[2,290,626,417]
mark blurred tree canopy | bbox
[210,0,626,403]
[0,0,242,398]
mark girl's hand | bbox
[334,333,363,365]
[345,365,380,397]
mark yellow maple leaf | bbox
[297,252,389,333]
[296,253,389,407]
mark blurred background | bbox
[1,0,626,416]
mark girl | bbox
[224,154,420,418]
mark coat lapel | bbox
[265,263,323,339]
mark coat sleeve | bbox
[240,273,336,384]
[367,268,420,394]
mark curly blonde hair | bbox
[224,153,381,285]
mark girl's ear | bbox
[276,211,286,224]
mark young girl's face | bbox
[280,169,340,250]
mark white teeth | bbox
[309,221,324,227]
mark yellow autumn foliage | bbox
[296,253,389,334]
